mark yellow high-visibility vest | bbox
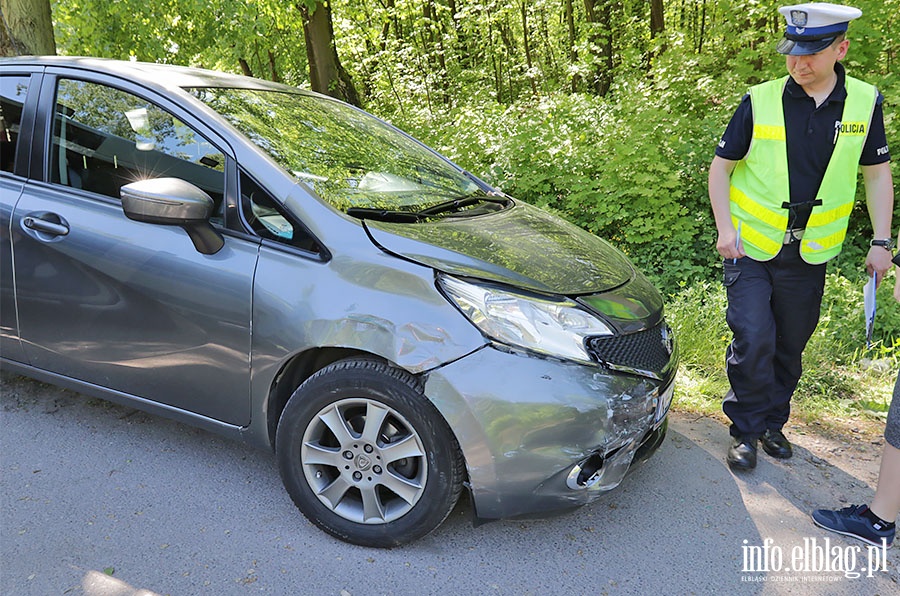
[729,75,877,263]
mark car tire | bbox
[275,358,465,548]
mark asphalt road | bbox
[2,370,898,595]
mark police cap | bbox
[776,3,862,56]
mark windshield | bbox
[189,87,481,212]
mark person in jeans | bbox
[811,235,900,549]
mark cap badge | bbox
[791,10,808,27]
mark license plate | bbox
[654,382,674,424]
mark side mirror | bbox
[120,177,224,255]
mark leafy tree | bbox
[54,1,303,86]
[298,0,360,105]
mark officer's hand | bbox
[866,245,893,287]
[716,229,744,261]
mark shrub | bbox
[665,271,898,416]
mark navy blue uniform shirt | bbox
[715,63,890,229]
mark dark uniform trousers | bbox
[722,241,827,440]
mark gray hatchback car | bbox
[0,57,677,547]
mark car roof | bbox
[0,55,293,93]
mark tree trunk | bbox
[423,0,450,104]
[565,0,579,93]
[650,0,665,39]
[583,0,613,96]
[520,2,537,96]
[238,58,254,77]
[0,0,56,56]
[380,1,392,53]
[647,0,666,65]
[267,50,280,82]
[697,0,707,54]
[486,12,503,103]
[299,1,361,107]
[447,0,469,68]
[535,7,558,90]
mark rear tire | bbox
[275,358,465,547]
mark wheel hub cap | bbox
[300,398,428,524]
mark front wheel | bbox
[275,359,465,547]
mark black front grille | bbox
[586,323,673,375]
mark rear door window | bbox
[0,75,30,174]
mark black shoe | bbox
[761,429,792,459]
[727,438,757,471]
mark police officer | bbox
[708,3,894,471]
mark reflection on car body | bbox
[0,57,677,547]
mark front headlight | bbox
[439,275,614,364]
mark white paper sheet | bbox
[864,273,876,347]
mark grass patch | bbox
[667,272,899,431]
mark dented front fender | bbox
[424,345,672,520]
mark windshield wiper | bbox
[346,207,421,223]
[347,195,511,223]
[417,195,510,217]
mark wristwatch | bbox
[870,238,896,251]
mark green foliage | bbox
[666,280,729,377]
[809,270,900,359]
[668,272,900,381]
[380,86,719,289]
[664,280,732,413]
[50,0,899,417]
[795,270,899,416]
[52,0,309,83]
[666,272,899,419]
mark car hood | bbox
[362,201,635,295]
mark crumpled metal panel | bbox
[246,236,488,425]
[364,201,635,295]
[424,345,671,520]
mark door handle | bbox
[23,216,70,236]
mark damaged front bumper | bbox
[424,343,675,520]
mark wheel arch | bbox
[265,347,375,449]
[265,348,466,452]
